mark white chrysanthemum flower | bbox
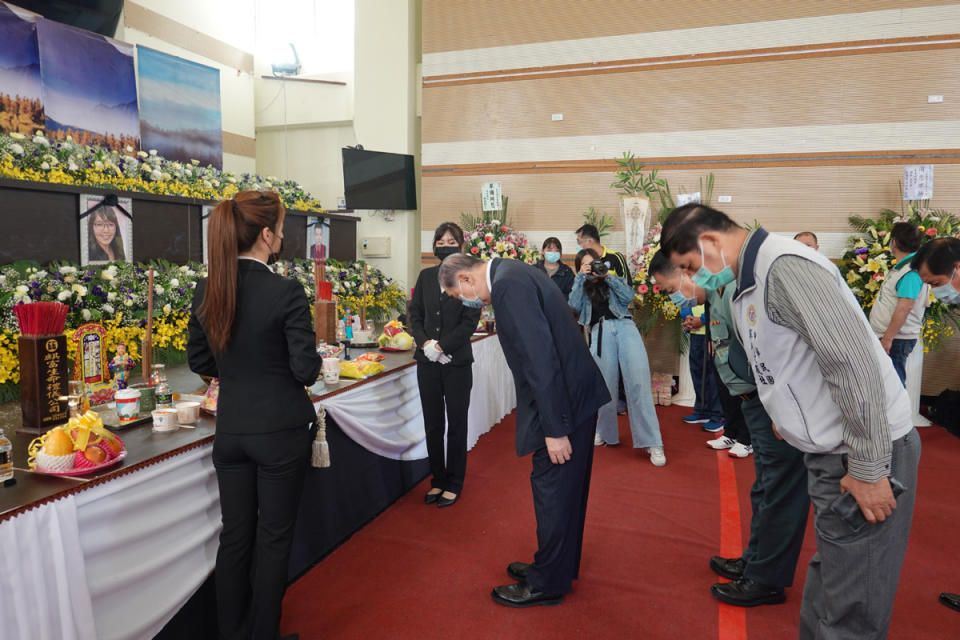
[163,304,172,314]
[82,309,91,321]
[103,304,114,314]
[169,278,179,288]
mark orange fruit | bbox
[83,446,107,464]
[43,429,74,456]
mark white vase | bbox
[674,345,696,407]
[906,340,932,427]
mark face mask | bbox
[576,243,583,253]
[458,280,485,309]
[932,268,960,304]
[267,237,283,266]
[692,239,735,291]
[434,246,459,261]
[668,279,697,307]
[544,251,561,264]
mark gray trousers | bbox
[798,429,921,640]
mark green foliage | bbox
[461,195,510,231]
[610,152,665,197]
[582,206,616,238]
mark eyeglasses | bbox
[93,222,117,231]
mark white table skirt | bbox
[319,336,516,460]
[0,336,515,640]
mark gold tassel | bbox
[312,405,331,468]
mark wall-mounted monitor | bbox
[342,147,417,211]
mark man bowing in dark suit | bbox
[439,253,611,607]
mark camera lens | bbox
[590,261,609,275]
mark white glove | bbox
[423,340,443,362]
[438,354,452,365]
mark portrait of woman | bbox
[80,195,133,265]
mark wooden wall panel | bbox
[423,0,956,53]
[422,164,960,234]
[423,48,960,143]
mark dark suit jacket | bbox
[408,266,482,366]
[187,260,322,434]
[490,259,611,456]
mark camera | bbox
[590,260,609,276]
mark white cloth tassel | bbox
[312,405,331,468]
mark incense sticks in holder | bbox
[14,302,70,432]
[314,259,338,346]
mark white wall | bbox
[117,0,258,175]
[255,0,422,291]
[352,0,421,291]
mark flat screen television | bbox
[342,148,417,210]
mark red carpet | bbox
[282,406,960,639]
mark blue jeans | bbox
[590,319,662,448]
[689,333,723,421]
[888,338,916,387]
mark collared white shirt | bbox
[238,255,273,273]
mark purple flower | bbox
[855,247,869,255]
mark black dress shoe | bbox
[507,562,531,581]
[940,592,960,612]
[491,582,563,608]
[711,578,786,607]
[424,490,441,504]
[709,556,746,580]
[437,493,458,508]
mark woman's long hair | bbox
[88,207,126,261]
[199,190,285,353]
[574,248,608,308]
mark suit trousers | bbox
[739,396,809,587]
[417,362,472,494]
[798,429,921,640]
[212,426,312,640]
[525,414,598,594]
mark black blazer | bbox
[187,260,322,434]
[489,259,611,456]
[408,266,482,367]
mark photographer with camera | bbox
[569,248,665,465]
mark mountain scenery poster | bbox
[137,46,222,168]
[36,19,139,151]
[0,2,44,135]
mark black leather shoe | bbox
[424,490,441,504]
[710,556,746,580]
[711,578,786,607]
[491,582,563,608]
[940,592,960,612]
[507,562,531,581]
[437,493,458,508]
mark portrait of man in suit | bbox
[439,253,611,607]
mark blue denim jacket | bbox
[568,272,635,326]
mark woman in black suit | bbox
[188,190,320,640]
[408,222,482,508]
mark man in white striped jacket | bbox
[660,204,920,640]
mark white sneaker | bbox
[706,436,735,450]
[594,432,605,446]
[728,442,754,458]
[647,446,666,466]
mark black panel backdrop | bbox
[0,179,357,265]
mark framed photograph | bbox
[307,216,329,260]
[79,194,133,265]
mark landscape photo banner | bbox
[36,19,139,152]
[0,1,44,135]
[137,46,222,169]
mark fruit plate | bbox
[32,437,127,477]
[349,340,379,348]
[379,346,413,352]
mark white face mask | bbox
[932,267,960,304]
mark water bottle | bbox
[0,428,13,484]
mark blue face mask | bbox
[668,278,697,307]
[692,240,736,291]
[544,251,561,264]
[458,280,485,309]
[576,243,583,253]
[933,268,960,304]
